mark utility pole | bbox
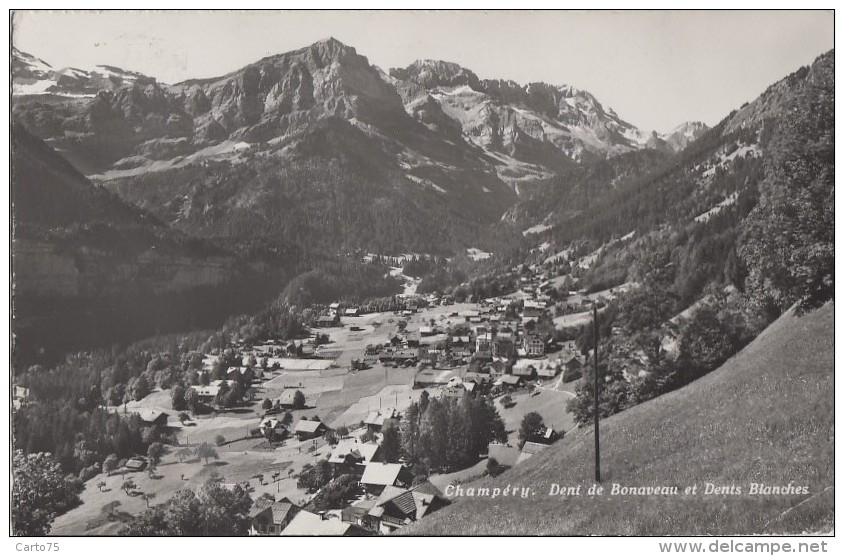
[593,303,601,483]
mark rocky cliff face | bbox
[168,38,409,143]
[661,121,710,151]
[389,59,654,163]
[11,38,703,253]
[12,38,668,181]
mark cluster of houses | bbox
[248,406,450,536]
[377,296,587,392]
[192,268,595,535]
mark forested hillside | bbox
[543,51,833,425]
[409,302,834,535]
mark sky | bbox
[11,10,834,133]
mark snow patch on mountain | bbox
[14,79,59,95]
[406,174,448,194]
[523,223,553,236]
[467,247,492,261]
[694,192,740,223]
[701,142,759,179]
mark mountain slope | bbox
[13,39,680,254]
[103,116,516,253]
[390,60,654,163]
[12,47,153,97]
[12,121,163,235]
[408,302,834,535]
[11,122,294,365]
[510,51,832,285]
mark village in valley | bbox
[11,12,835,539]
[46,260,619,536]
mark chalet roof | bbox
[276,390,297,404]
[136,409,169,423]
[372,481,446,519]
[490,359,508,373]
[250,498,298,524]
[280,511,353,536]
[412,491,440,519]
[517,441,549,465]
[498,374,522,385]
[363,408,399,427]
[411,481,445,498]
[328,439,380,465]
[293,419,325,434]
[260,417,286,430]
[350,497,378,511]
[536,365,559,378]
[374,485,407,507]
[512,364,536,377]
[384,490,417,515]
[361,463,407,486]
[463,372,491,384]
[125,457,147,470]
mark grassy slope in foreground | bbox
[408,303,834,535]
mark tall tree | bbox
[12,451,81,536]
[171,385,187,411]
[518,412,544,448]
[196,443,218,465]
[120,476,252,536]
[381,424,401,463]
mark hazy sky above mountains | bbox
[12,10,833,132]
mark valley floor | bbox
[49,302,512,534]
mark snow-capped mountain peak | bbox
[389,59,655,164]
[12,48,156,97]
[659,121,710,151]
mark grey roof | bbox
[293,419,325,434]
[361,463,407,486]
[328,439,380,465]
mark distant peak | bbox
[411,59,465,71]
[390,59,480,89]
[309,36,353,52]
[666,121,709,134]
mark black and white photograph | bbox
[7,7,835,544]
